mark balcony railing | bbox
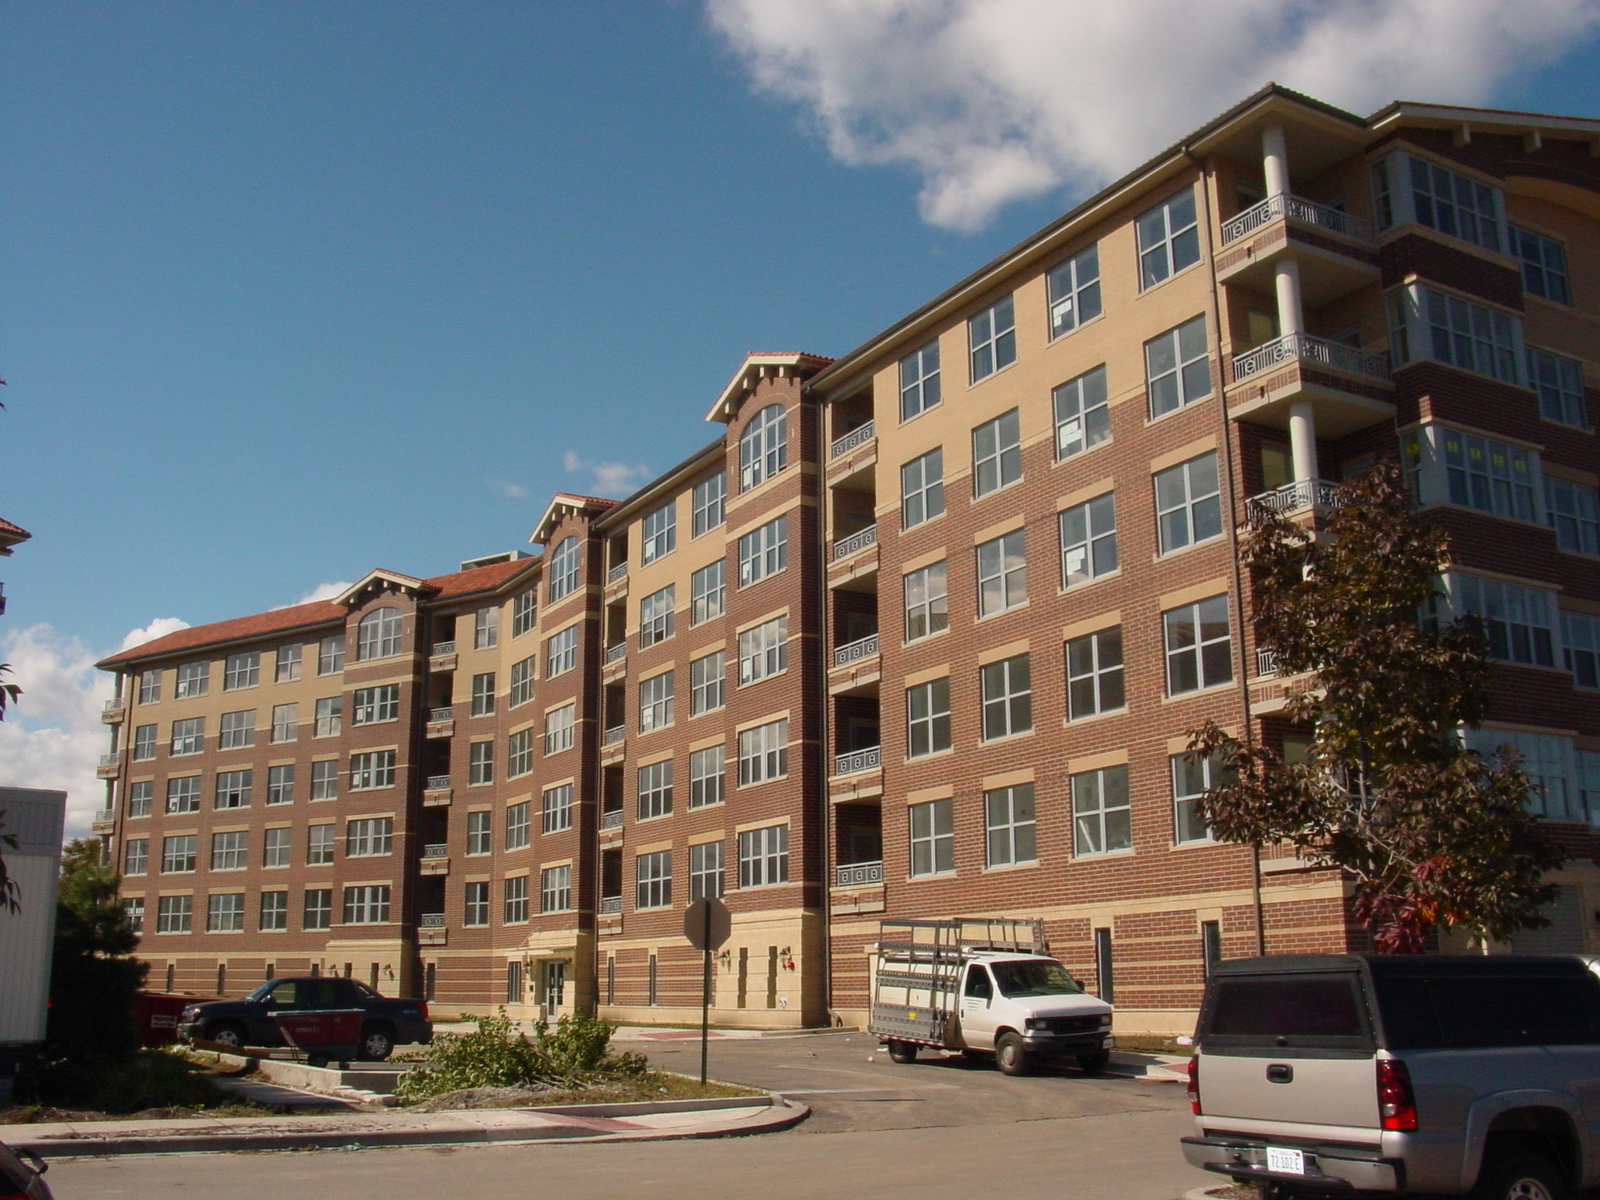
[431,640,456,657]
[603,724,625,746]
[608,561,629,585]
[600,809,623,831]
[425,774,451,791]
[834,746,881,776]
[832,524,878,562]
[1233,333,1389,385]
[92,809,116,826]
[103,698,125,714]
[835,861,883,887]
[605,642,627,665]
[99,754,119,767]
[600,896,622,915]
[833,632,879,668]
[419,913,446,930]
[1220,193,1374,246]
[422,843,448,859]
[1247,479,1343,520]
[1256,648,1279,678]
[831,420,875,459]
[428,706,454,722]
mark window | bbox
[738,824,789,888]
[303,888,332,930]
[156,895,192,934]
[219,709,255,750]
[1059,493,1117,587]
[307,824,335,865]
[639,585,675,647]
[906,678,951,758]
[505,801,531,851]
[738,719,788,785]
[310,760,337,801]
[510,657,535,706]
[469,740,495,785]
[1468,729,1587,821]
[469,605,497,650]
[127,780,153,818]
[689,841,724,900]
[542,783,573,833]
[968,294,1016,382]
[260,890,288,931]
[972,410,1022,497]
[981,654,1032,740]
[473,671,498,715]
[166,776,200,814]
[161,834,197,873]
[639,669,675,733]
[349,750,396,790]
[544,703,575,754]
[344,885,391,925]
[1386,285,1522,384]
[139,669,161,704]
[1138,186,1199,287]
[545,626,577,678]
[1155,453,1222,553]
[1067,626,1125,718]
[466,811,492,855]
[690,650,725,715]
[206,893,245,932]
[738,617,788,684]
[692,471,726,536]
[1450,574,1556,667]
[904,562,948,641]
[909,798,954,876]
[1164,595,1234,694]
[1547,477,1600,556]
[637,759,673,819]
[357,607,403,660]
[1145,315,1210,418]
[170,716,204,756]
[1047,242,1101,336]
[1565,612,1600,689]
[1072,765,1131,855]
[1529,348,1588,427]
[689,746,724,808]
[1371,152,1503,251]
[317,634,345,675]
[901,449,945,528]
[124,897,145,934]
[1173,752,1222,844]
[123,837,148,875]
[263,826,291,867]
[267,764,294,805]
[900,340,941,420]
[464,882,489,926]
[508,729,533,778]
[132,723,157,761]
[224,651,260,691]
[685,565,727,632]
[270,703,298,743]
[511,589,538,638]
[314,696,342,737]
[986,783,1036,867]
[739,404,788,491]
[1403,425,1540,524]
[346,817,394,857]
[977,530,1027,616]
[353,685,399,726]
[637,850,672,909]
[211,830,248,870]
[1053,364,1109,460]
[215,769,252,809]
[175,661,209,699]
[738,515,788,586]
[641,501,677,563]
[547,537,581,601]
[541,865,572,913]
[1512,225,1570,303]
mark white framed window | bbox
[641,500,677,564]
[138,668,161,704]
[691,559,726,624]
[976,530,1027,616]
[690,650,725,715]
[1386,284,1523,384]
[463,881,489,926]
[310,760,337,801]
[510,658,535,706]
[1528,348,1587,427]
[175,661,209,699]
[132,723,157,761]
[469,740,495,785]
[357,607,403,660]
[548,536,581,601]
[1565,611,1600,689]
[1172,752,1222,844]
[985,783,1036,867]
[542,783,573,833]
[1048,243,1101,337]
[689,841,724,900]
[219,709,255,750]
[738,616,788,684]
[972,410,1022,497]
[307,823,335,865]
[1447,573,1557,667]
[739,403,788,491]
[505,801,531,850]
[317,634,345,675]
[1054,364,1109,460]
[473,606,498,650]
[545,626,578,677]
[215,769,252,809]
[738,515,788,586]
[270,703,298,743]
[1145,315,1210,418]
[1512,225,1570,303]
[123,837,148,875]
[1547,477,1600,556]
[353,685,399,725]
[346,817,393,857]
[503,878,529,923]
[343,885,391,925]
[124,897,145,933]
[689,745,724,808]
[165,776,200,814]
[263,826,291,867]
[1060,493,1117,587]
[161,834,197,873]
[223,651,259,691]
[1072,765,1131,855]
[156,894,192,933]
[1164,595,1233,694]
[274,644,302,682]
[127,780,153,818]
[349,750,396,790]
[738,718,788,785]
[906,678,951,758]
[1066,626,1124,719]
[738,824,789,888]
[211,830,248,870]
[904,562,948,641]
[636,850,672,909]
[968,293,1016,382]
[639,669,675,733]
[1137,186,1199,287]
[1371,151,1503,251]
[909,798,953,876]
[466,811,492,855]
[511,589,538,637]
[303,888,332,930]
[639,585,675,647]
[207,893,246,933]
[1154,453,1222,553]
[901,448,945,528]
[981,654,1032,740]
[692,471,726,536]
[314,696,342,737]
[900,342,942,423]
[267,764,294,806]
[1406,424,1541,524]
[1467,729,1585,821]
[544,703,575,754]
[508,729,533,778]
[260,890,288,931]
[541,865,572,913]
[473,670,498,715]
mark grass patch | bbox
[479,1073,758,1109]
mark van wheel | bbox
[1077,1049,1112,1074]
[886,1040,918,1064]
[1469,1152,1572,1200]
[995,1032,1030,1076]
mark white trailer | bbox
[0,788,66,1104]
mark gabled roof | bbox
[0,517,31,556]
[334,569,434,607]
[97,599,346,669]
[706,352,835,424]
[531,493,618,545]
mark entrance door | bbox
[542,960,567,1020]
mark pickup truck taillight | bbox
[1187,1058,1201,1114]
[1377,1058,1417,1131]
[418,1002,430,1021]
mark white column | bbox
[1288,400,1319,486]
[1274,257,1304,338]
[1262,125,1290,198]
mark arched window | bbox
[739,404,788,492]
[356,607,403,661]
[548,536,580,601]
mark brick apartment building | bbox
[97,87,1600,1034]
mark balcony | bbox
[605,561,629,599]
[1215,193,1379,306]
[429,641,458,672]
[834,860,883,888]
[603,724,625,747]
[600,896,622,915]
[1246,479,1343,522]
[96,754,120,780]
[422,775,452,807]
[832,420,875,460]
[419,912,446,945]
[420,843,450,876]
[1256,648,1279,678]
[608,561,629,585]
[832,524,878,562]
[422,842,448,859]
[1222,193,1373,246]
[834,746,881,776]
[426,706,455,738]
[600,809,623,831]
[91,809,116,833]
[832,632,879,668]
[604,643,627,677]
[101,698,126,724]
[1227,333,1394,438]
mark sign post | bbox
[683,896,731,1085]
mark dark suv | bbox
[178,976,432,1061]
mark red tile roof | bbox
[97,600,346,669]
[0,516,30,541]
[422,557,540,599]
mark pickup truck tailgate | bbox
[1200,1051,1378,1128]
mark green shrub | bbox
[36,1048,227,1113]
[395,1010,647,1103]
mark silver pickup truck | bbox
[1182,953,1600,1198]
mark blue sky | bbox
[5,0,1600,824]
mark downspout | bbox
[813,384,836,1024]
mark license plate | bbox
[1266,1147,1305,1175]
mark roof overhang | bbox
[706,352,834,424]
[1369,101,1600,150]
[531,493,614,545]
[335,569,437,608]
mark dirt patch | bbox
[0,1102,276,1124]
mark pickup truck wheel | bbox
[358,1024,395,1062]
[995,1032,1030,1076]
[207,1022,246,1050]
[1076,1049,1112,1074]
[1469,1152,1572,1200]
[886,1040,918,1064]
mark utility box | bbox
[0,787,67,1105]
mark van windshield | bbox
[991,961,1082,998]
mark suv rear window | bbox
[1375,974,1600,1050]
[1204,973,1373,1051]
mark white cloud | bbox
[119,616,191,652]
[488,478,530,500]
[706,0,1600,230]
[288,581,352,606]
[563,450,652,496]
